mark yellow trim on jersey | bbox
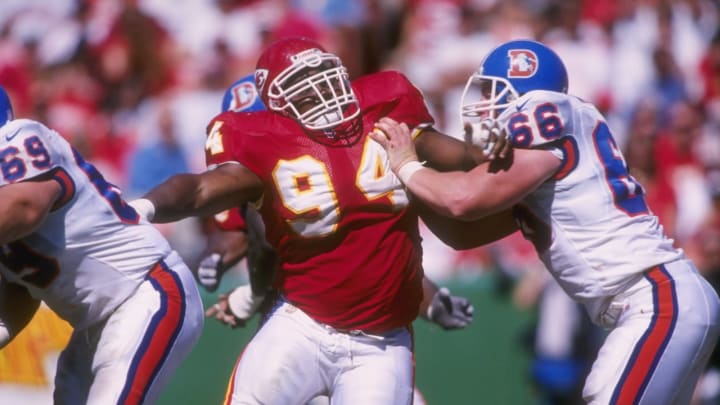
[411,123,433,140]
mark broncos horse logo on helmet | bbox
[461,39,568,121]
[508,50,538,78]
[222,74,266,113]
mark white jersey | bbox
[0,119,173,329]
[498,91,683,320]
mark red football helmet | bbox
[255,37,360,132]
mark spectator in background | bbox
[650,45,688,126]
[126,100,189,198]
[699,28,720,118]
[655,100,712,243]
[691,180,720,404]
[624,100,678,239]
[540,0,611,112]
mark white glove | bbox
[197,253,222,292]
[427,287,474,330]
[227,284,266,322]
[465,118,505,156]
[128,198,155,221]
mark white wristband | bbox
[129,198,156,221]
[397,161,425,184]
[227,285,266,320]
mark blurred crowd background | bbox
[2,0,720,403]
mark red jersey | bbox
[205,71,433,332]
[213,207,247,232]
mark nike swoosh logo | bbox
[4,129,21,141]
[516,100,529,112]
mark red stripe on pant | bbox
[222,347,246,405]
[611,266,677,404]
[120,261,185,405]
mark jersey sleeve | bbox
[213,207,247,232]
[384,71,435,129]
[205,111,242,169]
[0,120,65,186]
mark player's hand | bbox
[205,285,266,328]
[197,253,224,292]
[370,117,419,174]
[427,287,474,330]
[205,293,243,328]
[196,228,248,292]
[464,119,510,160]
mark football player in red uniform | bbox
[201,74,479,333]
[130,37,503,404]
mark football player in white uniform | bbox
[371,39,720,405]
[0,87,204,404]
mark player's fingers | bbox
[378,119,410,141]
[370,127,390,143]
[224,314,237,327]
[377,116,400,127]
[370,128,391,148]
[498,139,512,159]
[463,123,473,143]
[490,127,511,159]
[375,121,394,139]
[484,141,497,159]
[398,122,410,139]
[205,303,222,317]
[488,131,503,155]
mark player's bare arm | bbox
[243,206,278,297]
[0,177,61,245]
[206,206,278,328]
[141,163,264,223]
[417,203,518,249]
[414,128,483,171]
[372,117,561,220]
[414,126,510,172]
[0,277,40,348]
[202,227,249,272]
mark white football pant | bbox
[53,253,204,405]
[223,298,415,405]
